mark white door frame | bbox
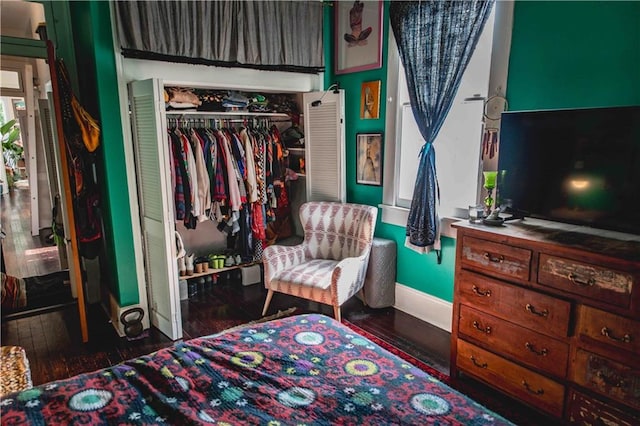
[1,60,39,236]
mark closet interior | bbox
[128,78,345,340]
[166,87,306,282]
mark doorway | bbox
[0,53,74,314]
[0,2,84,330]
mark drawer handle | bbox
[472,285,492,297]
[601,327,632,343]
[522,380,544,395]
[483,252,504,263]
[473,321,492,334]
[595,370,627,389]
[568,273,595,287]
[470,356,487,369]
[525,303,549,318]
[525,342,548,356]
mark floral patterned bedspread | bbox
[0,314,513,425]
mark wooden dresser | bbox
[451,219,640,424]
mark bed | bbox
[0,314,513,425]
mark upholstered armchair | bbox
[261,201,378,321]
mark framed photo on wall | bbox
[335,0,383,75]
[360,80,381,119]
[356,133,383,186]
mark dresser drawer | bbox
[461,236,532,282]
[538,254,634,308]
[570,349,640,411]
[457,339,565,417]
[458,270,571,338]
[459,305,569,378]
[576,305,639,355]
[566,389,640,426]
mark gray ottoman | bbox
[360,238,396,308]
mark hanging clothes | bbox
[169,131,186,221]
[190,129,211,222]
[241,128,258,203]
[165,119,293,259]
[54,59,103,259]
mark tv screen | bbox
[497,106,640,235]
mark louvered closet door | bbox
[129,79,182,340]
[303,90,346,202]
[38,99,60,204]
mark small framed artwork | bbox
[360,80,381,119]
[356,133,383,186]
[335,0,383,75]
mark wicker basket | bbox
[0,346,32,397]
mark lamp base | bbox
[483,187,495,216]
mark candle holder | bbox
[483,171,498,216]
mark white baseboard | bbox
[394,283,452,333]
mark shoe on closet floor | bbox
[177,256,186,276]
[186,254,195,276]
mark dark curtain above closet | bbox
[114,0,324,74]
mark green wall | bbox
[507,1,640,111]
[44,0,140,306]
[45,0,640,310]
[331,0,640,304]
[68,1,139,306]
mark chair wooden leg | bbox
[333,305,342,322]
[262,289,274,316]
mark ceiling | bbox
[1,0,45,39]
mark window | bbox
[382,8,499,229]
[0,70,22,90]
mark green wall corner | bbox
[67,1,139,306]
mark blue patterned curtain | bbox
[390,0,494,254]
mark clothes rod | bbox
[165,111,291,118]
[167,118,292,124]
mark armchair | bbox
[261,201,378,321]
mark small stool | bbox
[0,346,33,397]
[360,238,397,308]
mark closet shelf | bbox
[181,261,262,280]
[286,148,305,152]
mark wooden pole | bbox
[46,40,89,343]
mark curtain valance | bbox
[115,1,324,74]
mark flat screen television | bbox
[497,105,640,235]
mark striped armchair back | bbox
[300,202,378,261]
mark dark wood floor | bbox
[1,184,63,278]
[1,184,558,425]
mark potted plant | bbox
[1,119,23,188]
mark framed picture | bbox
[360,80,381,119]
[356,133,383,186]
[335,0,383,75]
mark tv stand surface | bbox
[465,217,640,262]
[451,218,639,423]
